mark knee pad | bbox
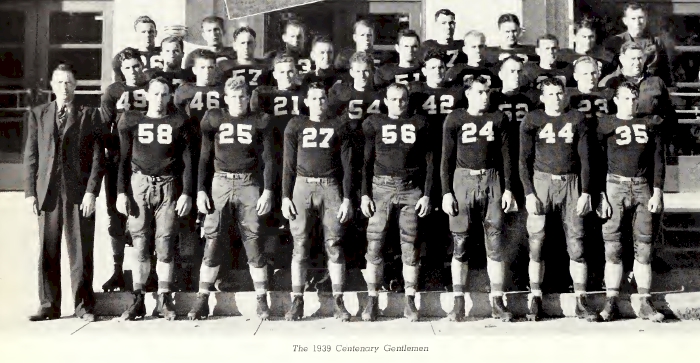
[155,237,175,263]
[484,233,505,263]
[326,247,345,265]
[202,254,220,268]
[567,238,585,264]
[401,248,419,267]
[451,233,469,263]
[604,241,623,264]
[634,242,652,265]
[247,255,267,269]
[634,232,653,245]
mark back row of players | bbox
[103,5,674,324]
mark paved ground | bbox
[1,191,700,362]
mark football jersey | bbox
[101,81,149,150]
[174,83,226,129]
[282,116,352,199]
[444,62,499,88]
[420,39,465,69]
[599,72,675,124]
[484,44,539,65]
[328,82,384,123]
[597,115,664,188]
[519,109,591,195]
[301,68,342,90]
[558,47,616,79]
[442,109,512,192]
[334,47,397,72]
[362,113,433,197]
[219,59,271,91]
[117,110,192,194]
[112,47,163,83]
[264,47,313,75]
[567,88,614,120]
[199,108,274,191]
[144,68,188,90]
[374,63,423,89]
[408,82,464,146]
[522,61,575,88]
[183,46,236,69]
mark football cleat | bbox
[256,294,271,321]
[120,292,146,321]
[600,296,620,322]
[526,295,543,322]
[638,296,664,322]
[491,295,513,322]
[362,295,379,322]
[333,295,351,322]
[101,267,125,292]
[575,295,601,322]
[447,295,465,322]
[187,293,209,321]
[157,292,176,321]
[404,295,419,322]
[285,296,304,321]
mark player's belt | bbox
[460,168,491,176]
[299,176,336,184]
[215,172,251,180]
[133,170,173,182]
[535,171,576,181]
[607,174,647,184]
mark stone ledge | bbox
[94,291,700,320]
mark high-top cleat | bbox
[362,295,379,322]
[187,293,209,321]
[256,294,271,321]
[491,295,513,322]
[638,296,664,322]
[285,296,304,321]
[526,295,543,322]
[447,295,465,322]
[157,292,177,321]
[333,295,351,322]
[600,296,620,322]
[101,268,125,292]
[575,295,601,322]
[120,292,146,321]
[144,269,158,292]
[404,295,419,322]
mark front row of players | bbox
[113,68,665,323]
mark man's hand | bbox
[415,196,431,218]
[597,192,612,219]
[176,194,192,217]
[80,192,96,218]
[525,193,543,215]
[361,195,375,218]
[442,193,458,216]
[648,188,664,214]
[197,191,212,214]
[256,189,273,216]
[337,198,353,223]
[281,197,297,221]
[26,196,38,216]
[116,193,130,216]
[501,189,516,212]
[576,192,592,216]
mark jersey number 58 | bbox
[138,124,172,144]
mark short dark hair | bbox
[306,81,326,96]
[148,76,170,91]
[397,29,420,44]
[353,19,374,35]
[233,26,256,40]
[574,16,598,34]
[312,35,334,49]
[620,41,644,55]
[385,83,409,98]
[349,51,374,69]
[134,15,156,30]
[623,2,646,15]
[536,34,559,48]
[422,49,446,65]
[272,52,297,69]
[615,80,640,97]
[116,47,144,68]
[499,55,524,71]
[201,16,225,30]
[52,62,76,79]
[224,77,250,96]
[283,18,306,36]
[498,13,520,27]
[465,75,490,91]
[538,77,565,93]
[161,36,183,51]
[190,48,217,64]
[435,9,455,21]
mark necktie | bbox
[57,104,67,131]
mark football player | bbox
[420,9,464,69]
[132,16,162,71]
[559,18,615,79]
[444,30,499,88]
[329,52,384,120]
[569,56,614,120]
[173,49,224,290]
[281,82,353,321]
[374,30,423,89]
[485,14,538,65]
[301,36,341,90]
[519,77,599,322]
[116,77,194,320]
[522,34,574,88]
[219,26,270,92]
[183,16,236,69]
[335,19,395,73]
[603,2,671,85]
[596,81,665,322]
[189,78,275,320]
[360,83,433,322]
[264,19,313,76]
[442,76,515,322]
[100,47,150,292]
[145,36,187,89]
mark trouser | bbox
[601,174,654,264]
[38,175,95,316]
[526,171,585,263]
[449,168,505,262]
[289,176,346,266]
[365,176,422,267]
[202,172,266,268]
[104,149,128,261]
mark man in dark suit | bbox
[24,63,104,322]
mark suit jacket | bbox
[603,31,672,85]
[24,101,105,211]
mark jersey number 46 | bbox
[190,91,220,111]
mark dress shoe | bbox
[29,309,60,322]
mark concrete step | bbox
[93,291,700,320]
